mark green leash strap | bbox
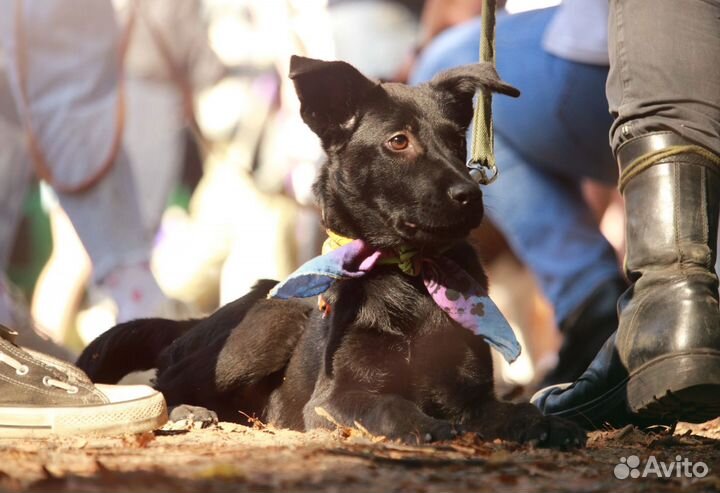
[468,0,498,185]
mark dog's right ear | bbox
[289,55,378,145]
[429,63,520,129]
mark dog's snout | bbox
[448,183,481,206]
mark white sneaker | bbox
[0,324,167,438]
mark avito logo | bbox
[614,455,709,479]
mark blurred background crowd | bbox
[0,0,641,393]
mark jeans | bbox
[411,7,621,325]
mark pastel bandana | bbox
[269,235,521,363]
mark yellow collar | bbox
[322,230,420,276]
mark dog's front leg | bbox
[463,399,586,449]
[304,386,460,443]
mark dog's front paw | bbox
[513,415,586,449]
[402,419,463,445]
[169,404,219,428]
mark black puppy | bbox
[78,56,585,448]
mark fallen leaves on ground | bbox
[0,420,720,492]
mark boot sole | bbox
[628,350,720,423]
[0,391,167,438]
[543,350,720,429]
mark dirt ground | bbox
[2,418,720,493]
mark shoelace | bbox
[25,348,90,384]
[0,351,78,394]
[42,376,79,394]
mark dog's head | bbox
[290,56,519,252]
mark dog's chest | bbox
[339,275,479,368]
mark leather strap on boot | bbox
[617,132,720,192]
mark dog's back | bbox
[156,295,312,421]
[77,279,314,422]
[78,280,279,382]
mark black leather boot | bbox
[533,132,720,429]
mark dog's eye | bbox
[387,134,410,151]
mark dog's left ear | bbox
[290,55,378,145]
[429,63,520,128]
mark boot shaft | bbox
[616,132,720,369]
[618,133,720,280]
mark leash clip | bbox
[466,159,498,185]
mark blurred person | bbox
[0,67,70,357]
[0,0,170,436]
[114,0,223,239]
[533,0,720,428]
[29,0,223,345]
[0,0,167,329]
[394,0,490,83]
[328,0,421,81]
[411,2,625,386]
[152,0,337,308]
[221,0,334,304]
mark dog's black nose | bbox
[448,183,481,206]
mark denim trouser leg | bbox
[411,8,621,325]
[484,136,620,324]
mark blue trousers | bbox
[411,7,621,325]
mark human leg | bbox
[533,0,720,428]
[486,138,624,384]
[0,117,31,328]
[0,0,171,323]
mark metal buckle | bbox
[466,159,498,185]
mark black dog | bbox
[78,56,585,448]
